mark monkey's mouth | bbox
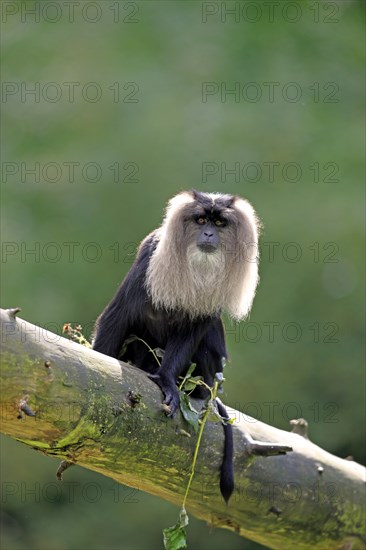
[197,243,218,254]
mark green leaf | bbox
[163,525,186,550]
[163,508,189,550]
[119,335,139,356]
[185,363,197,377]
[204,399,229,423]
[183,375,203,392]
[179,392,199,432]
[178,363,198,391]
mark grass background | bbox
[1,1,365,549]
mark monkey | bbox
[93,190,260,502]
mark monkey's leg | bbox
[92,292,131,359]
[192,317,227,395]
[92,250,149,359]
[192,322,234,503]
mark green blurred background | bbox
[1,1,365,549]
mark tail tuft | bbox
[216,400,234,503]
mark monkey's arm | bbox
[150,320,211,415]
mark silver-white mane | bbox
[145,191,260,320]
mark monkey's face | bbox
[163,188,259,268]
[182,191,234,257]
[195,216,223,253]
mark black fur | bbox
[93,232,235,502]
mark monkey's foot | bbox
[148,373,179,416]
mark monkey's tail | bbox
[216,399,234,503]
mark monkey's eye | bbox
[196,217,208,225]
[215,219,227,227]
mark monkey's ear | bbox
[191,189,203,201]
[224,196,235,208]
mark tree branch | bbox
[0,308,364,549]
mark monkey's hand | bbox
[148,373,180,416]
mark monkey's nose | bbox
[204,231,214,238]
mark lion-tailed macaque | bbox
[93,190,260,502]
